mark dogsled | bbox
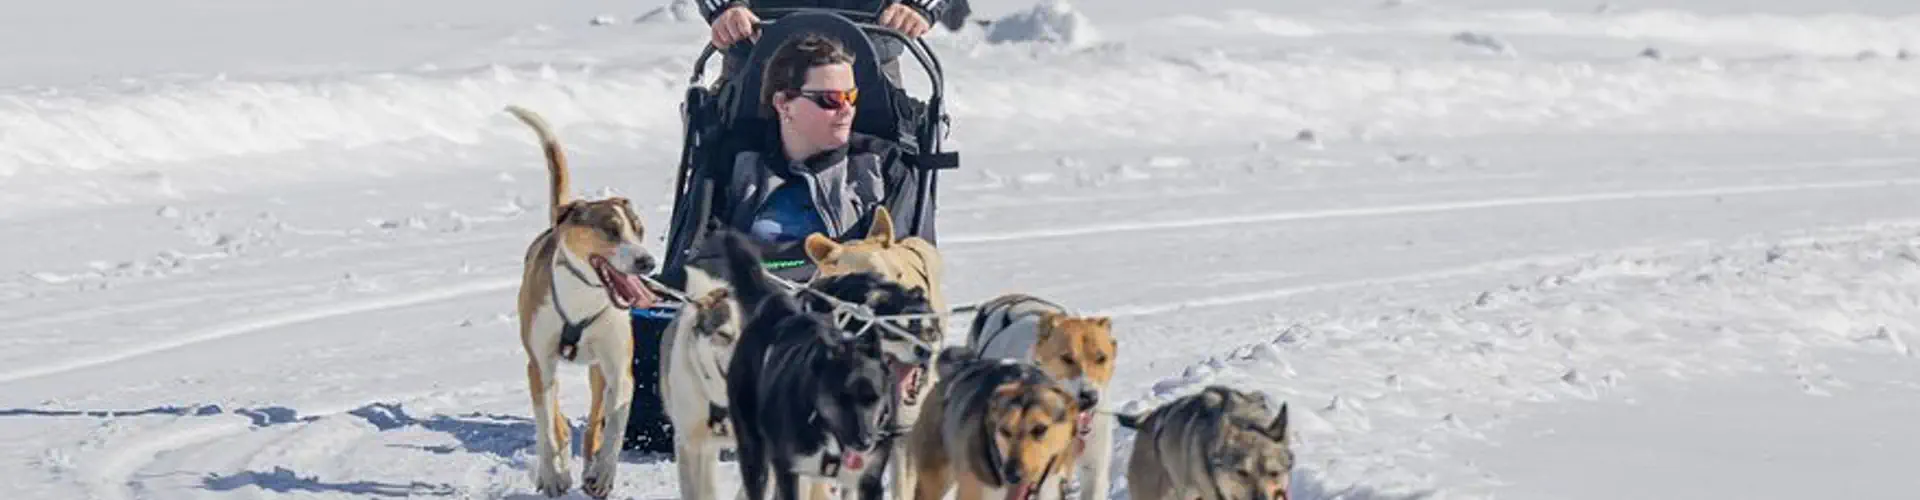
[622,7,961,453]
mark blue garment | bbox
[749,182,827,243]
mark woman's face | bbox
[779,62,857,152]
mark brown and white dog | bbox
[803,205,950,500]
[966,293,1118,500]
[508,105,660,499]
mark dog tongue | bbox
[900,366,919,394]
[1008,484,1033,500]
[609,272,654,309]
[846,452,865,471]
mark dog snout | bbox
[1000,464,1023,486]
[634,252,658,275]
[1077,389,1100,410]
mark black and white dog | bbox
[714,230,897,500]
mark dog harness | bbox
[551,255,609,361]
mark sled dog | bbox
[966,293,1117,500]
[509,105,661,499]
[715,229,898,500]
[802,205,948,500]
[659,254,746,500]
[664,240,937,500]
[907,348,1084,500]
[1116,386,1294,500]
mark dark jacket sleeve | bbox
[699,0,748,24]
[892,0,970,31]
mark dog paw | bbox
[581,455,618,499]
[535,459,573,497]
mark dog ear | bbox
[1037,314,1066,342]
[1090,316,1112,331]
[866,206,895,247]
[1263,402,1289,443]
[804,233,841,264]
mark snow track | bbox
[0,277,517,385]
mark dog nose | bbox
[635,253,658,275]
[913,345,932,361]
[1078,390,1100,410]
[1001,465,1023,486]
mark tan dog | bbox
[804,205,946,316]
[908,348,1084,500]
[508,105,660,499]
[803,205,950,500]
[966,293,1118,500]
[1117,386,1293,500]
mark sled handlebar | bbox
[688,7,946,100]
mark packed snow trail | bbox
[6,0,1920,499]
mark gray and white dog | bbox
[1116,386,1294,500]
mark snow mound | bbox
[1181,8,1920,58]
[633,0,700,24]
[0,64,682,178]
[984,0,1101,48]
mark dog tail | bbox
[504,105,571,226]
[713,229,779,309]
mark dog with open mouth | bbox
[907,347,1084,500]
[965,293,1118,500]
[713,229,898,500]
[802,205,948,500]
[660,234,935,500]
[507,105,661,499]
[1116,385,1294,500]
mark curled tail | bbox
[504,105,571,226]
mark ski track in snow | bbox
[943,177,1920,245]
[0,277,519,385]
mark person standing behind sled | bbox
[697,0,970,85]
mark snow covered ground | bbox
[4,0,1919,498]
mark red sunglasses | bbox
[793,88,858,109]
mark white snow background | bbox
[4,0,1920,498]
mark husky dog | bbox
[715,230,897,500]
[907,348,1084,500]
[507,105,660,499]
[802,206,948,500]
[663,231,937,500]
[1116,386,1294,500]
[966,293,1117,500]
[659,254,745,500]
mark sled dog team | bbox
[507,108,1296,500]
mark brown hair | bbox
[760,33,856,119]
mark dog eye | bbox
[1029,425,1047,439]
[1094,355,1108,364]
[1059,355,1075,365]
